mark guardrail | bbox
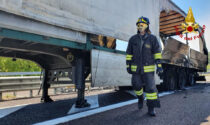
[0,72,41,76]
[0,72,92,101]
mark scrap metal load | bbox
[162,38,207,71]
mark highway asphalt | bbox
[61,84,210,125]
[0,84,210,125]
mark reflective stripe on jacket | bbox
[126,33,162,74]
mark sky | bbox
[116,0,210,52]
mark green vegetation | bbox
[208,52,210,63]
[0,57,41,72]
[207,52,210,72]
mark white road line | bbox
[33,91,174,125]
[125,90,136,97]
[159,91,175,96]
[0,103,32,110]
[34,99,138,125]
[68,95,99,114]
[0,105,26,118]
[0,103,35,119]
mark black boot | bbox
[148,107,156,116]
[137,95,144,110]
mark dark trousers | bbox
[132,72,160,108]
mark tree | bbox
[0,57,41,72]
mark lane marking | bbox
[0,103,32,110]
[159,91,174,96]
[34,91,174,125]
[68,95,99,114]
[0,105,26,119]
[125,90,136,97]
[34,99,137,125]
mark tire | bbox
[166,70,177,91]
[178,70,187,90]
[188,73,195,86]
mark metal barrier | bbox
[0,73,91,101]
[0,72,41,76]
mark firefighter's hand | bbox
[156,67,163,76]
[127,67,132,74]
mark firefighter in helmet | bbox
[126,16,163,116]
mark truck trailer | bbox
[0,0,208,107]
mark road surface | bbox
[0,84,210,125]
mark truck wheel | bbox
[189,73,195,86]
[178,71,186,90]
[167,70,177,91]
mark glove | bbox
[126,64,132,74]
[155,60,163,76]
[156,66,163,77]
